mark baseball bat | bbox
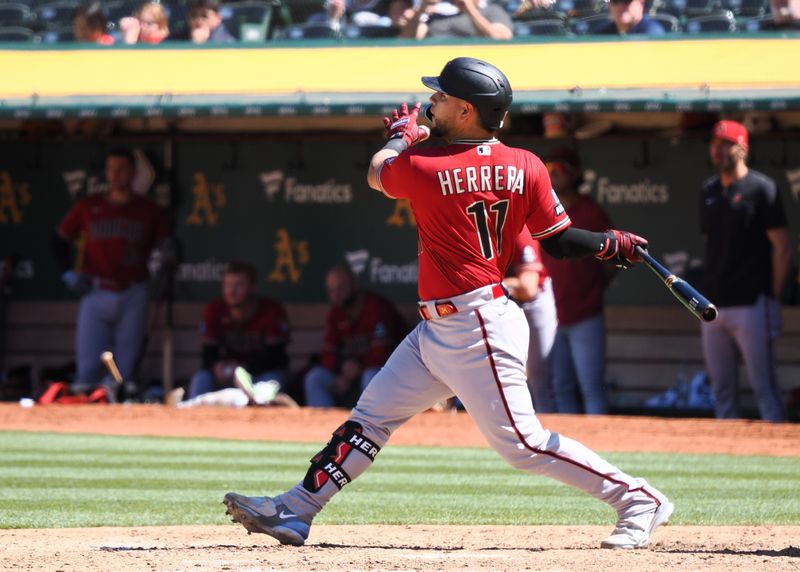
[101,351,124,384]
[635,246,718,323]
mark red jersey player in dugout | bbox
[224,57,673,551]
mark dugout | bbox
[1,35,799,417]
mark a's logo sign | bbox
[345,249,370,275]
[0,172,31,224]
[186,172,226,226]
[268,228,310,284]
[386,199,416,227]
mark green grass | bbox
[1,431,798,529]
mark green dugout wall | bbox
[1,134,798,304]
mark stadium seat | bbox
[662,0,723,15]
[40,26,74,42]
[737,14,771,29]
[278,22,342,39]
[685,10,737,31]
[0,25,37,41]
[344,24,398,38]
[105,0,140,24]
[274,0,326,27]
[555,0,603,17]
[514,18,570,35]
[0,3,36,27]
[513,7,570,21]
[571,12,609,33]
[220,1,275,41]
[724,0,768,17]
[650,11,681,30]
[36,1,80,30]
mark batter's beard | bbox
[431,126,445,138]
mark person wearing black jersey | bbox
[699,120,793,422]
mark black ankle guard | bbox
[302,421,381,492]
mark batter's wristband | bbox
[383,138,409,154]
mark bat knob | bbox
[702,305,718,322]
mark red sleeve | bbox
[319,308,340,372]
[58,200,87,240]
[525,155,571,240]
[376,152,415,199]
[201,300,222,344]
[361,297,406,369]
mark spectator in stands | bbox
[307,0,392,31]
[400,0,513,39]
[596,0,665,35]
[699,120,792,422]
[120,2,170,44]
[52,148,171,400]
[188,262,291,400]
[186,0,235,43]
[304,265,406,408]
[503,228,558,413]
[540,148,617,414]
[388,0,415,29]
[72,2,114,45]
[763,0,800,29]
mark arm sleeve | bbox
[540,226,608,259]
[376,152,414,199]
[57,202,84,240]
[525,157,571,239]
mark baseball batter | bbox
[224,57,673,550]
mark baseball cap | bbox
[712,120,749,148]
[545,147,582,172]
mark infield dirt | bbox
[1,404,798,571]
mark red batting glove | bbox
[595,229,648,268]
[383,102,430,148]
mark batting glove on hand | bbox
[61,270,91,295]
[383,102,430,148]
[595,229,648,268]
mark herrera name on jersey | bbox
[437,164,525,196]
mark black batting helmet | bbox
[421,57,513,131]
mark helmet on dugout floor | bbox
[422,57,513,132]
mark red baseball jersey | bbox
[377,139,570,299]
[58,194,169,284]
[542,195,612,325]
[201,297,291,362]
[320,291,407,372]
[511,228,548,292]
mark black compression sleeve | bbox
[540,227,608,259]
[51,232,72,273]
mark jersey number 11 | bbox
[466,199,509,261]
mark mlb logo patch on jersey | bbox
[477,145,492,156]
